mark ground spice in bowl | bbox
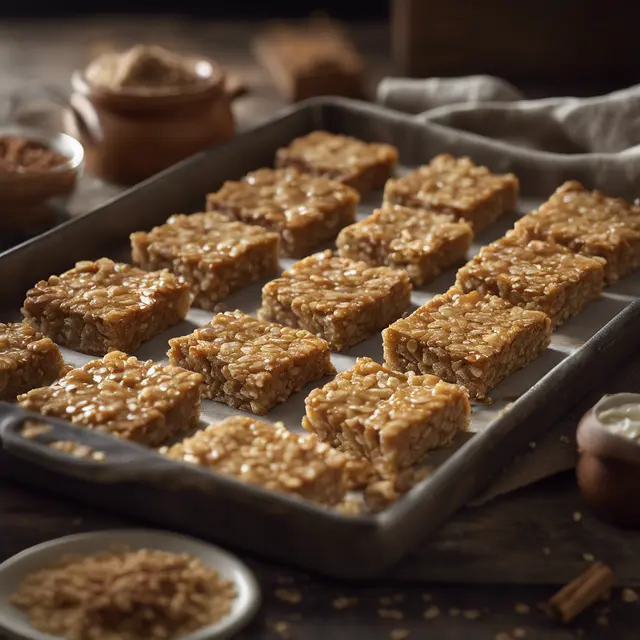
[10,547,237,640]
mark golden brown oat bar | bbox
[0,322,64,401]
[131,212,280,310]
[275,131,398,195]
[383,288,551,399]
[206,167,359,258]
[336,205,473,286]
[161,416,347,505]
[18,351,202,446]
[513,181,640,284]
[22,258,191,356]
[168,310,335,415]
[383,154,519,232]
[259,250,412,352]
[455,234,605,326]
[303,357,470,475]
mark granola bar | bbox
[206,167,359,258]
[131,212,279,310]
[18,351,202,446]
[455,234,605,326]
[0,322,64,401]
[303,357,470,474]
[161,416,347,505]
[22,258,191,356]
[275,131,398,195]
[336,205,473,286]
[168,310,334,415]
[383,288,552,399]
[383,154,519,232]
[513,181,640,284]
[259,250,412,352]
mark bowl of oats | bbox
[0,529,260,640]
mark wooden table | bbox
[1,17,639,640]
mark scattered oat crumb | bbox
[448,607,460,617]
[528,441,536,449]
[276,575,294,585]
[573,511,583,522]
[559,435,570,444]
[513,630,526,638]
[274,620,292,638]
[378,608,404,620]
[21,422,52,439]
[494,633,511,640]
[542,547,551,556]
[390,629,409,640]
[423,605,440,620]
[582,553,595,562]
[596,615,609,627]
[421,593,432,602]
[514,603,530,614]
[379,596,393,606]
[622,588,638,603]
[463,609,481,620]
[275,588,302,604]
[335,498,364,516]
[393,593,405,603]
[332,596,358,610]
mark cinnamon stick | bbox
[547,562,613,623]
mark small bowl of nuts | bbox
[0,124,83,231]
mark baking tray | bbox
[1,98,639,580]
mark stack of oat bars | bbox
[5,131,640,514]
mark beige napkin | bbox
[377,75,640,504]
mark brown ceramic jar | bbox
[68,54,236,185]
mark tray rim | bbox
[1,96,639,577]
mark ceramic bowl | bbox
[0,529,261,640]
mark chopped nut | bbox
[275,588,302,604]
[423,605,440,620]
[622,588,638,603]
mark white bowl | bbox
[0,529,261,640]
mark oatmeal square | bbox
[455,234,605,326]
[275,130,398,195]
[303,357,470,474]
[383,287,552,399]
[162,416,347,505]
[206,167,359,258]
[131,212,280,310]
[0,322,64,401]
[18,351,202,446]
[337,205,473,286]
[259,250,412,352]
[168,310,335,415]
[384,154,519,232]
[514,181,640,284]
[22,258,191,356]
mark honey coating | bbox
[162,416,347,505]
[18,351,202,445]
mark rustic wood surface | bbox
[0,17,639,639]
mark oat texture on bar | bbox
[206,167,359,257]
[18,351,202,446]
[383,288,552,399]
[259,250,412,352]
[275,131,398,195]
[168,310,335,415]
[162,416,347,505]
[337,205,473,286]
[303,357,470,474]
[131,212,280,310]
[455,233,605,326]
[0,322,64,401]
[22,258,192,356]
[513,181,640,284]
[383,154,519,232]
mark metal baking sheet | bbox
[1,98,639,579]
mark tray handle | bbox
[0,404,177,484]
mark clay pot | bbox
[576,393,640,527]
[68,57,237,185]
